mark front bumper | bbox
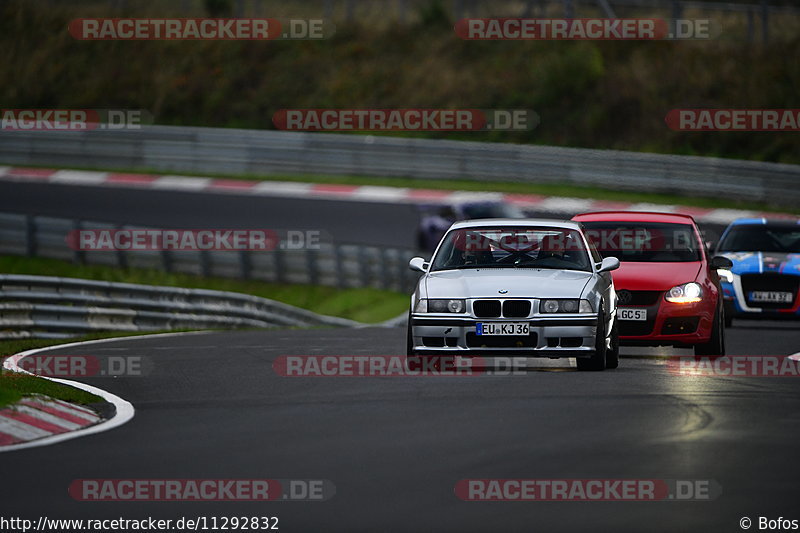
[722,278,800,317]
[618,299,715,347]
[409,315,598,358]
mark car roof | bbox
[449,218,580,230]
[572,211,697,224]
[729,217,800,227]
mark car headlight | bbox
[717,269,734,284]
[540,299,593,313]
[417,299,466,313]
[664,282,703,303]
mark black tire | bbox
[406,310,414,356]
[605,318,619,369]
[694,304,726,357]
[723,302,733,328]
[577,307,607,371]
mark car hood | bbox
[424,269,593,299]
[719,251,800,276]
[612,261,702,291]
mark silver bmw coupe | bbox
[407,219,621,371]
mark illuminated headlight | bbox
[418,299,466,313]
[717,269,734,284]
[665,282,703,303]
[540,299,593,313]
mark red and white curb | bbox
[0,395,101,446]
[0,166,794,225]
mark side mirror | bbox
[710,256,733,270]
[409,257,429,273]
[597,257,621,273]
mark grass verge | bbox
[0,255,409,323]
[0,331,173,409]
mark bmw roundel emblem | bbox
[498,289,508,294]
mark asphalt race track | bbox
[0,181,422,248]
[0,180,729,250]
[2,323,798,532]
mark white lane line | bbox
[701,208,756,224]
[627,202,677,213]
[12,405,83,430]
[351,186,411,202]
[446,191,506,203]
[251,181,313,196]
[50,170,109,185]
[535,197,594,213]
[152,176,212,190]
[0,330,211,452]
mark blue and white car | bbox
[715,218,800,325]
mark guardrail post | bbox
[358,246,370,288]
[306,247,319,285]
[73,219,85,265]
[161,248,173,273]
[116,224,128,268]
[25,215,37,257]
[274,244,286,283]
[379,248,390,290]
[563,0,574,19]
[239,250,252,280]
[333,244,344,289]
[670,0,682,37]
[200,250,211,276]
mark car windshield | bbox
[431,227,591,272]
[461,203,523,219]
[717,224,800,253]
[580,222,702,262]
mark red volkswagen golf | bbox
[572,212,732,356]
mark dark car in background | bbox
[416,200,524,252]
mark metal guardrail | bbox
[0,274,369,339]
[0,212,420,294]
[1,125,798,207]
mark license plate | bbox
[618,308,647,321]
[475,322,529,336]
[749,291,793,303]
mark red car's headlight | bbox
[665,282,703,304]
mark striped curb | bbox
[0,394,101,446]
[0,166,795,225]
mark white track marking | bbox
[0,330,211,452]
